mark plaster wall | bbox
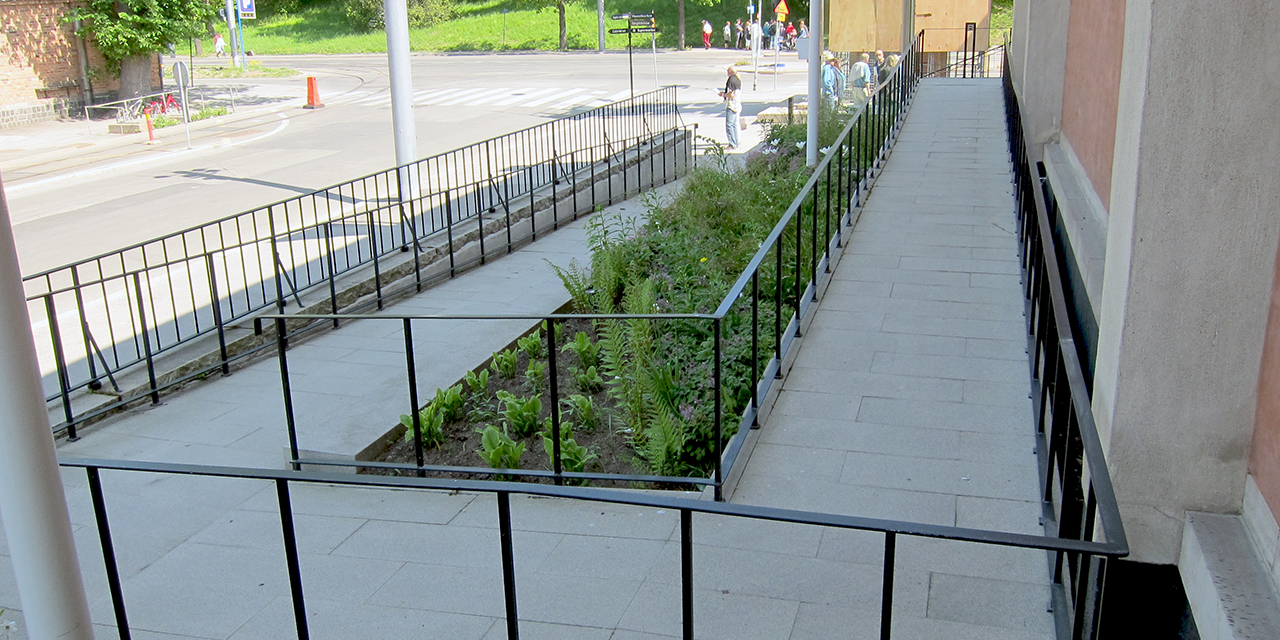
[1091,0,1280,564]
[1009,0,1070,162]
[1249,236,1280,522]
[1059,0,1124,212]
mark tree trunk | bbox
[558,0,567,50]
[118,54,153,100]
[677,0,685,49]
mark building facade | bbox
[1009,0,1280,635]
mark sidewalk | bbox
[0,78,1049,640]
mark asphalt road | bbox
[5,49,808,275]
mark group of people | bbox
[718,49,901,150]
[823,50,899,105]
[704,19,808,51]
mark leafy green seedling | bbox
[572,365,605,394]
[464,369,490,397]
[491,348,519,378]
[497,390,542,437]
[400,403,445,448]
[525,360,547,395]
[433,384,465,423]
[542,422,597,478]
[562,331,599,368]
[476,425,525,480]
[562,394,598,432]
[517,332,545,359]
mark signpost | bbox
[172,61,192,149]
[609,13,658,99]
[236,0,254,70]
[772,0,788,90]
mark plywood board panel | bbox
[830,0,903,52]
[916,0,991,51]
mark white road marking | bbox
[490,87,560,106]
[521,88,585,107]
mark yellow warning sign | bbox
[775,0,789,17]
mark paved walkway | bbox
[0,79,1050,640]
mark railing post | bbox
[713,317,722,502]
[880,532,896,640]
[275,479,310,640]
[205,255,230,375]
[551,156,559,231]
[497,491,520,640]
[275,317,301,471]
[267,205,286,312]
[43,295,77,437]
[87,467,131,640]
[751,271,759,427]
[322,222,339,328]
[681,508,694,640]
[445,190,456,277]
[131,272,160,405]
[794,206,803,337]
[403,319,425,477]
[368,208,384,309]
[528,166,537,242]
[548,319,562,485]
[775,240,783,379]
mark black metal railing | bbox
[1004,62,1128,640]
[919,28,1007,79]
[25,88,687,437]
[255,32,928,501]
[61,455,1128,640]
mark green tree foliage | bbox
[67,0,216,71]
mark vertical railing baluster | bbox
[131,273,160,405]
[446,190,456,277]
[713,318,722,502]
[497,492,520,640]
[275,479,310,640]
[322,223,338,328]
[44,295,77,437]
[275,317,300,471]
[205,255,230,375]
[880,532,896,640]
[404,319,425,477]
[751,271,759,427]
[548,318,562,485]
[775,239,782,379]
[681,508,693,640]
[87,467,131,640]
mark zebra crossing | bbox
[343,85,634,111]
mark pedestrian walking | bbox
[720,65,743,149]
[703,20,713,50]
[213,32,226,58]
[735,20,746,49]
[723,21,732,48]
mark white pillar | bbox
[383,0,418,168]
[0,174,95,639]
[223,0,238,62]
[806,0,823,166]
[597,0,606,52]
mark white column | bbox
[597,0,606,52]
[806,0,823,166]
[383,0,418,167]
[0,174,95,639]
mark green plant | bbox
[433,384,465,423]
[476,425,524,479]
[189,105,228,122]
[150,113,179,128]
[562,394,598,432]
[491,348,519,378]
[496,390,541,437]
[542,422,597,477]
[571,365,604,394]
[542,320,564,345]
[547,258,592,312]
[562,331,599,368]
[517,331,545,359]
[465,369,490,397]
[525,360,547,395]
[400,404,445,448]
[636,412,687,477]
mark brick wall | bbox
[1,0,160,128]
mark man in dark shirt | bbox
[720,66,743,149]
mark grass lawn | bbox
[990,0,1012,33]
[214,0,783,55]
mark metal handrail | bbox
[1003,58,1127,639]
[59,453,1126,640]
[26,88,687,437]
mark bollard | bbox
[143,105,156,143]
[304,76,325,109]
[788,96,794,125]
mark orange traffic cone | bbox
[304,76,325,109]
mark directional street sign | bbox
[630,27,657,33]
[610,13,631,20]
[609,28,631,34]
